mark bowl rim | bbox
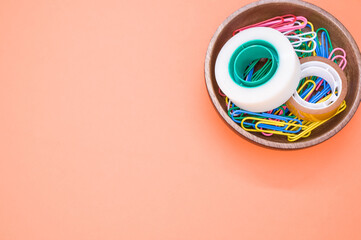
[204,0,361,149]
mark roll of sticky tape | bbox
[215,27,300,112]
[286,56,348,122]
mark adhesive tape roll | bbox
[215,27,300,112]
[286,56,348,122]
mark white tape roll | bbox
[215,27,300,112]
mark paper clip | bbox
[233,15,307,35]
[233,15,289,35]
[285,31,317,53]
[230,109,303,133]
[329,48,347,69]
[275,16,308,32]
[287,101,347,141]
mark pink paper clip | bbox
[275,16,308,32]
[331,55,347,70]
[233,15,286,35]
[329,48,347,68]
[233,15,307,35]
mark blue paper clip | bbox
[230,109,303,133]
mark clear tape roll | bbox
[286,56,348,122]
[215,27,300,112]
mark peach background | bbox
[1,0,361,239]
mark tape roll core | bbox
[230,40,279,87]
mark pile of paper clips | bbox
[219,14,347,142]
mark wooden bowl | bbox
[205,0,361,149]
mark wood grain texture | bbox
[204,0,361,149]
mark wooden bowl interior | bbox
[208,1,360,148]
